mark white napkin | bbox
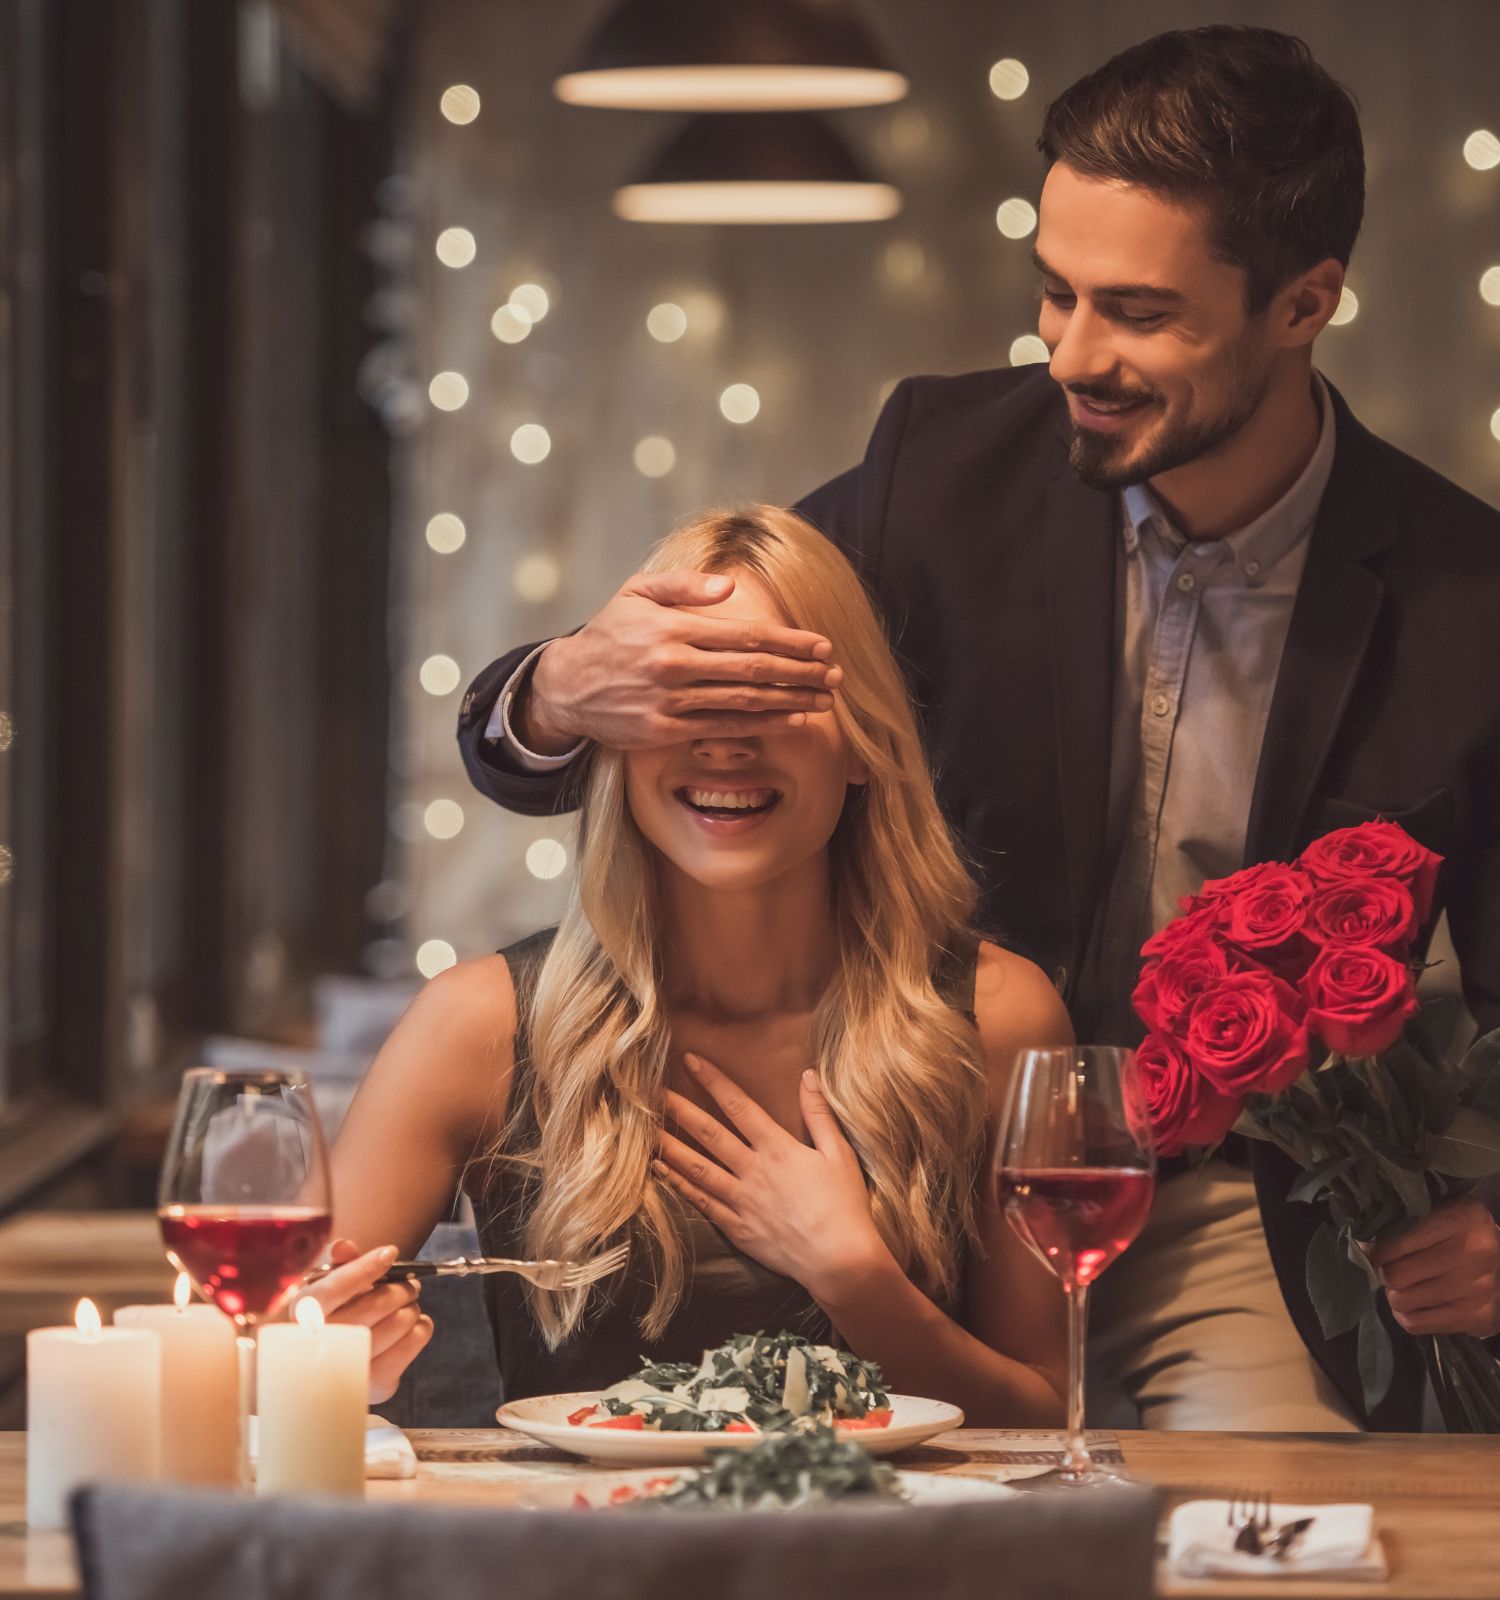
[245,1415,418,1481]
[1166,1500,1387,1580]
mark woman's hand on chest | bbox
[653,1052,892,1300]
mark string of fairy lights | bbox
[394,59,1500,984]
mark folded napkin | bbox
[245,1415,417,1480]
[1167,1499,1387,1580]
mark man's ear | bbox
[1277,258,1345,348]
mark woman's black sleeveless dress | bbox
[468,928,978,1403]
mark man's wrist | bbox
[515,640,578,756]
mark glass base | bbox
[1022,1462,1134,1490]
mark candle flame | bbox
[173,1272,192,1310]
[293,1295,325,1331]
[75,1298,102,1336]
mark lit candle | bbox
[115,1274,238,1485]
[26,1298,161,1528]
[255,1295,369,1496]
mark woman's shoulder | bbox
[397,953,519,1070]
[972,940,1074,1071]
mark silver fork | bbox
[309,1240,630,1291]
[1227,1490,1273,1555]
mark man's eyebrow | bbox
[1030,247,1186,305]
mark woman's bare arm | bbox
[329,954,518,1257]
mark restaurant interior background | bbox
[1,0,1498,1423]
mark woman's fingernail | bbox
[378,1245,399,1264]
[803,1069,818,1088]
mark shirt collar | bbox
[1120,370,1336,588]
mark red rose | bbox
[1307,876,1418,955]
[1133,938,1231,1036]
[1302,943,1419,1056]
[1184,970,1310,1097]
[1143,901,1223,960]
[1191,860,1297,907]
[1136,1032,1244,1158]
[1223,865,1316,979]
[1298,820,1443,923]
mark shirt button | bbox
[1176,572,1195,592]
[1150,692,1172,717]
[1245,559,1262,577]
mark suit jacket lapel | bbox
[1246,382,1398,861]
[1043,446,1118,966]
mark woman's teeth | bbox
[681,787,777,812]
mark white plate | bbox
[496,1391,964,1465]
[511,1466,1017,1510]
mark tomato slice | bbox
[838,1407,894,1430]
[723,1420,756,1433]
[571,1491,592,1510]
[566,1404,598,1426]
[608,1484,640,1504]
[591,1413,647,1430]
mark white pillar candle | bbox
[27,1298,161,1529]
[115,1274,238,1485]
[255,1295,369,1497]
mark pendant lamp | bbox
[556,0,907,112]
[612,111,900,224]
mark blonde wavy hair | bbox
[500,505,988,1346]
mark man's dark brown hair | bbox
[1039,26,1364,313]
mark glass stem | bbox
[1062,1282,1093,1481]
[236,1326,258,1492]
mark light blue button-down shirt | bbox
[1091,373,1337,1042]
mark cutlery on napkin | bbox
[246,1415,417,1481]
[1167,1500,1387,1580]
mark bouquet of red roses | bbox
[1133,820,1500,1430]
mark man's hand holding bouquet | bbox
[1134,820,1500,1429]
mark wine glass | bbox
[157,1068,332,1488]
[995,1046,1155,1488]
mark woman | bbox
[313,506,1072,1425]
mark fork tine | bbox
[560,1241,629,1287]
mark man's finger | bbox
[1367,1209,1459,1268]
[664,712,810,740]
[1378,1235,1471,1292]
[629,569,736,608]
[662,650,842,690]
[670,685,833,716]
[677,613,833,662]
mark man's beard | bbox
[1064,345,1271,492]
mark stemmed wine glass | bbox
[157,1068,333,1488]
[995,1046,1155,1488]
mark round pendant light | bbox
[556,0,907,112]
[613,111,900,224]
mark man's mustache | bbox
[1065,384,1160,406]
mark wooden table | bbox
[0,1213,173,1335]
[1,1427,1496,1599]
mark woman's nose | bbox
[689,736,759,762]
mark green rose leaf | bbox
[1357,1303,1395,1418]
[1305,1221,1372,1341]
[1423,1106,1500,1179]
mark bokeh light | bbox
[428,372,469,411]
[510,283,551,323]
[416,939,457,978]
[1491,407,1500,443]
[719,384,761,424]
[647,302,688,342]
[880,240,927,288]
[526,838,569,880]
[419,654,461,696]
[510,423,552,463]
[1329,287,1359,326]
[491,305,532,343]
[989,59,1029,101]
[424,799,465,840]
[1464,130,1500,171]
[633,436,677,477]
[439,85,480,125]
[435,228,476,268]
[425,513,466,553]
[1009,335,1050,366]
[995,198,1037,239]
[1480,267,1500,306]
[514,552,562,603]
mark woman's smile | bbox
[674,783,784,833]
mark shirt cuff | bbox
[485,641,586,770]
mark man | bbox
[455,28,1500,1428]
